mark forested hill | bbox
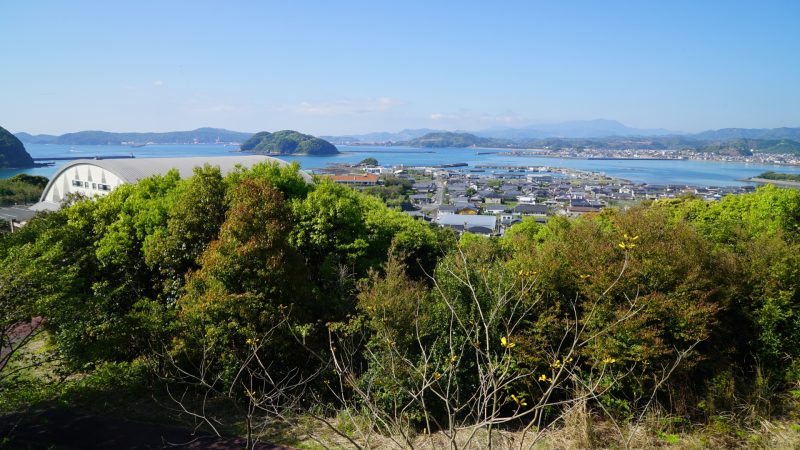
[240,130,339,155]
[0,125,34,168]
[401,132,501,148]
[692,127,800,141]
[695,138,800,156]
[15,127,253,145]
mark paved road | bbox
[434,177,446,205]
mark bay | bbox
[4,143,800,187]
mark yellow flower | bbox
[550,359,562,369]
[500,336,516,349]
[433,371,442,380]
[602,357,617,364]
[620,234,640,250]
[538,374,553,383]
[510,394,528,407]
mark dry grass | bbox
[267,409,800,450]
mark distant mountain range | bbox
[392,132,800,155]
[13,122,800,154]
[323,120,678,143]
[475,119,676,139]
[15,128,253,145]
[322,120,800,143]
[320,129,444,144]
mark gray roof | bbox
[34,155,312,211]
[436,214,497,229]
[0,206,39,222]
[513,204,548,214]
[57,155,308,185]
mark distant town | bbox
[321,161,760,237]
[498,147,800,166]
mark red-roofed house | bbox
[328,174,380,186]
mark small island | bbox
[401,132,498,148]
[240,130,339,155]
[745,171,800,187]
[0,125,35,168]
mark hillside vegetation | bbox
[2,166,800,447]
[756,171,800,182]
[240,130,339,155]
[0,126,34,168]
[0,174,48,206]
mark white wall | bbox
[43,163,126,203]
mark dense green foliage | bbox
[240,130,339,155]
[0,174,47,205]
[362,175,414,207]
[3,170,800,442]
[756,171,800,182]
[0,126,34,168]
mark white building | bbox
[32,155,310,211]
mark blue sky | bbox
[1,1,799,135]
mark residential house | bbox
[409,193,433,205]
[329,174,380,186]
[513,204,549,217]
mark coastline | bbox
[742,177,800,188]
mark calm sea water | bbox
[3,143,800,187]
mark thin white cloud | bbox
[193,104,235,113]
[153,80,164,87]
[429,110,526,125]
[284,97,403,116]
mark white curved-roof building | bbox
[32,155,310,211]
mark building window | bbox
[92,183,97,189]
[84,181,90,188]
[71,180,82,187]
